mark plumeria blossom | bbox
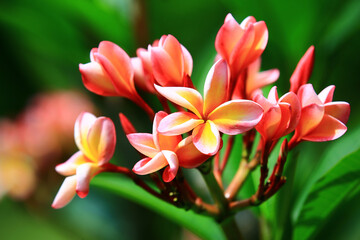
[126,111,209,182]
[52,112,116,209]
[289,46,315,93]
[155,59,264,155]
[150,35,193,87]
[79,41,153,116]
[254,86,300,142]
[215,14,268,83]
[289,84,350,146]
[232,57,280,100]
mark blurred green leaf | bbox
[293,148,360,240]
[91,174,225,240]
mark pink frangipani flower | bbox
[215,14,268,81]
[254,86,300,142]
[155,59,264,155]
[127,111,209,182]
[52,112,116,209]
[289,84,350,148]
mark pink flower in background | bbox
[52,112,116,209]
[289,84,350,147]
[150,35,193,87]
[155,59,263,155]
[289,46,315,93]
[254,86,300,142]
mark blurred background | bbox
[0,0,359,239]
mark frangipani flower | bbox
[254,86,300,142]
[289,46,315,93]
[232,57,280,99]
[155,59,264,155]
[79,41,153,117]
[52,112,116,209]
[151,35,193,87]
[126,111,209,182]
[289,84,350,146]
[215,14,268,81]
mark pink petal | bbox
[152,111,182,151]
[279,92,301,135]
[297,84,322,107]
[79,62,118,96]
[154,85,203,118]
[181,45,193,76]
[52,176,77,209]
[273,102,292,139]
[127,133,158,158]
[132,153,168,175]
[151,47,182,86]
[161,150,179,182]
[247,68,279,97]
[76,163,96,198]
[215,13,245,61]
[203,59,230,116]
[246,21,268,64]
[192,121,221,155]
[162,35,183,76]
[256,106,282,140]
[303,114,347,142]
[55,151,89,176]
[296,103,324,138]
[86,117,116,165]
[208,100,263,135]
[325,101,350,124]
[267,86,279,104]
[289,46,315,93]
[157,112,204,136]
[229,25,255,74]
[318,85,335,104]
[74,112,97,156]
[253,93,275,112]
[175,136,211,168]
[240,16,256,28]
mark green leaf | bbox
[91,174,225,240]
[293,148,360,240]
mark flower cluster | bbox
[53,13,350,220]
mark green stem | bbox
[198,160,228,220]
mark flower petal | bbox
[246,21,268,64]
[127,133,158,158]
[289,46,315,93]
[86,117,116,165]
[76,163,96,198]
[256,106,282,140]
[203,59,230,116]
[192,121,220,155]
[175,136,211,168]
[297,84,322,107]
[52,176,77,209]
[279,92,301,135]
[161,150,179,182]
[296,103,324,138]
[208,100,263,135]
[247,66,279,97]
[318,85,335,104]
[152,111,182,151]
[154,85,203,118]
[325,101,350,124]
[215,13,245,61]
[274,102,292,139]
[303,114,347,142]
[79,62,118,96]
[74,112,97,157]
[181,45,193,76]
[55,151,89,176]
[161,35,183,76]
[132,153,168,175]
[158,112,204,136]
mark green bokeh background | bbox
[0,0,359,239]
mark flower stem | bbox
[220,216,244,240]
